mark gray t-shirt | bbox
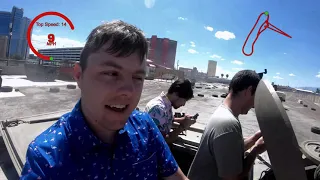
[187,105,244,180]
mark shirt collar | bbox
[67,99,130,155]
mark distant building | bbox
[0,36,8,58]
[0,11,11,36]
[38,47,83,62]
[0,6,32,59]
[19,17,31,59]
[0,11,11,57]
[179,67,192,78]
[179,67,199,79]
[206,77,231,84]
[147,35,177,69]
[8,6,24,58]
[197,72,207,78]
[191,67,198,79]
[207,60,217,77]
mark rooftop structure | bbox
[38,47,83,62]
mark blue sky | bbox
[2,0,320,87]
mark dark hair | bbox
[80,20,148,70]
[229,70,261,96]
[168,79,194,100]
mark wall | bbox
[206,77,230,84]
[286,91,320,103]
[154,67,184,80]
[0,63,25,75]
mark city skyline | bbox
[0,6,32,59]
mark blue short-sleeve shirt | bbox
[20,100,179,180]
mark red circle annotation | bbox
[242,12,292,56]
[27,12,75,61]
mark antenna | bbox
[176,60,179,70]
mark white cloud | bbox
[232,68,243,71]
[231,60,244,65]
[316,72,320,78]
[221,58,225,61]
[273,76,284,80]
[289,73,295,76]
[34,28,41,33]
[284,53,287,54]
[276,72,280,75]
[188,49,198,54]
[180,44,185,47]
[210,54,222,59]
[178,17,188,21]
[215,31,236,40]
[204,26,214,32]
[206,52,210,54]
[144,0,156,8]
[166,30,171,33]
[31,34,85,51]
[190,41,196,47]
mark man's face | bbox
[171,94,187,109]
[74,43,146,131]
[240,86,255,114]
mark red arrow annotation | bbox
[242,11,292,56]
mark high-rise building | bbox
[147,35,177,69]
[8,6,24,58]
[0,11,11,57]
[19,17,31,59]
[0,36,8,58]
[207,60,217,77]
[0,11,11,36]
[0,6,32,59]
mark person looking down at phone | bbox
[145,79,195,144]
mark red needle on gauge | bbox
[242,11,292,56]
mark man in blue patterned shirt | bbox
[145,80,195,144]
[20,20,188,180]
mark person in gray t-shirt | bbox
[188,70,266,180]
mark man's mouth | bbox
[105,104,129,112]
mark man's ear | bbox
[73,62,82,89]
[246,86,253,96]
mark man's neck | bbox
[223,94,241,117]
[80,101,117,144]
[166,93,174,104]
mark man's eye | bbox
[103,72,118,76]
[133,76,144,81]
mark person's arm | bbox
[244,131,261,151]
[173,117,186,123]
[20,143,49,180]
[165,125,186,144]
[147,106,185,144]
[146,115,189,180]
[166,116,196,144]
[212,132,265,180]
[163,168,188,180]
[210,132,252,180]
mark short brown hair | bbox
[229,70,261,96]
[80,20,149,71]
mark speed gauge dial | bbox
[27,11,75,61]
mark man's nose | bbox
[118,80,135,97]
